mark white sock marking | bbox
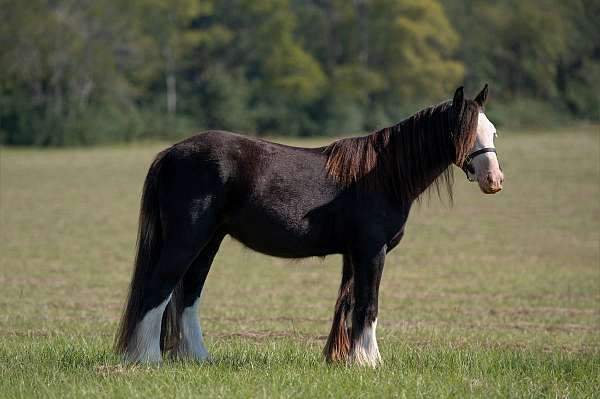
[176,298,210,361]
[125,294,171,363]
[350,318,381,367]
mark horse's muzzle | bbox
[479,171,504,194]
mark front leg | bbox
[349,246,385,367]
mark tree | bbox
[294,0,464,132]
[442,0,599,123]
[0,0,155,144]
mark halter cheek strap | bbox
[461,147,497,181]
[466,147,496,163]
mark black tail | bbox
[115,151,184,355]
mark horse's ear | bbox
[452,86,464,108]
[474,83,488,107]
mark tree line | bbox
[0,0,598,146]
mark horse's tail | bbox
[115,151,181,355]
[159,279,184,353]
[324,256,353,362]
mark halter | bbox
[461,147,497,182]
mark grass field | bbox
[1,127,599,398]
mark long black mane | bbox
[324,99,480,202]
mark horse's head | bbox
[454,85,504,194]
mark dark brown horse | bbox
[116,86,503,366]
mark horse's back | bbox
[160,131,345,257]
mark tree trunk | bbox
[165,46,177,116]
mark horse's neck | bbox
[414,158,452,199]
[381,115,454,201]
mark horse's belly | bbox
[225,205,337,258]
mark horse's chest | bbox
[386,228,405,252]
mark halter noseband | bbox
[461,147,497,182]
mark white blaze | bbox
[467,112,503,191]
[476,112,497,149]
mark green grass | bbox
[1,127,599,398]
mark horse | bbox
[115,85,504,367]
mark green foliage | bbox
[487,99,568,129]
[367,0,464,100]
[441,0,600,126]
[196,66,255,133]
[556,0,600,120]
[0,0,597,145]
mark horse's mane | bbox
[323,99,480,202]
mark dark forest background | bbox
[1,0,598,146]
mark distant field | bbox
[1,127,599,398]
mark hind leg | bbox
[125,208,220,363]
[174,231,225,361]
[124,241,202,363]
